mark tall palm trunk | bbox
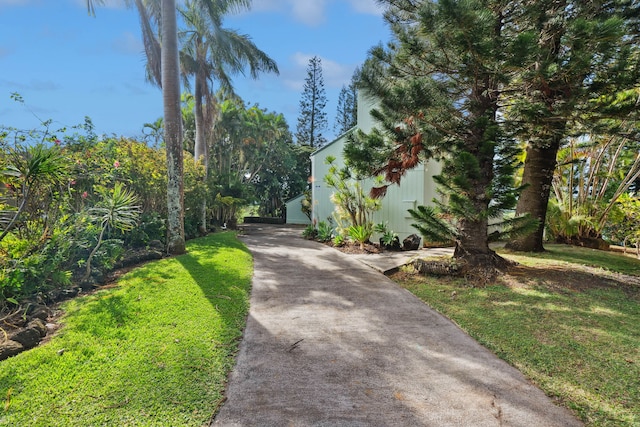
[162,0,186,254]
[194,59,209,234]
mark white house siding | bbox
[311,136,346,226]
[311,135,441,242]
[285,194,311,225]
[311,91,442,243]
[373,161,442,240]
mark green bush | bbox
[316,221,334,242]
[124,212,166,248]
[302,224,317,239]
[332,234,346,247]
[349,224,373,250]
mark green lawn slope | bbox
[0,232,252,426]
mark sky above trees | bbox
[0,0,389,139]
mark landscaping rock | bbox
[27,318,47,338]
[0,340,24,361]
[403,234,421,251]
[9,318,47,349]
[413,258,460,276]
[148,240,164,251]
[28,306,52,322]
[115,249,163,269]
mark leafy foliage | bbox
[347,0,523,271]
[348,224,373,250]
[373,221,399,248]
[323,156,381,235]
[212,100,309,219]
[316,220,334,243]
[546,125,640,245]
[0,143,70,243]
[603,193,640,254]
[0,123,163,307]
[83,183,141,281]
[505,1,640,251]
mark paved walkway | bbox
[212,225,582,427]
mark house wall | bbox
[311,92,442,242]
[285,194,311,225]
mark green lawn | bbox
[392,244,640,427]
[0,232,252,426]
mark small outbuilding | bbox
[285,194,311,225]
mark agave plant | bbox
[348,223,372,251]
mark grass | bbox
[0,232,252,426]
[391,244,640,427]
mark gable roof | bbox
[310,126,357,158]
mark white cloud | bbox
[112,31,143,55]
[249,0,284,13]
[290,0,328,26]
[246,0,380,26]
[347,0,385,15]
[289,52,354,90]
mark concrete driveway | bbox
[212,224,582,427]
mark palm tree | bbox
[160,0,186,253]
[87,0,185,254]
[179,0,278,233]
[142,117,164,147]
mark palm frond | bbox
[408,205,457,244]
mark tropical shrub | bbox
[0,123,179,307]
[124,212,166,248]
[374,222,400,250]
[316,221,334,242]
[604,193,640,255]
[348,224,373,250]
[332,234,345,247]
[302,224,317,240]
[83,183,141,281]
[547,135,640,246]
[323,156,381,229]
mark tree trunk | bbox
[453,173,513,277]
[451,70,512,276]
[505,137,561,252]
[83,222,106,281]
[455,218,511,273]
[506,2,569,253]
[162,0,185,254]
[194,64,209,235]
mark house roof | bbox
[310,126,357,158]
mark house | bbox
[285,193,311,225]
[309,92,442,242]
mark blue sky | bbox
[0,0,391,142]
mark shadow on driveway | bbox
[212,224,582,426]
